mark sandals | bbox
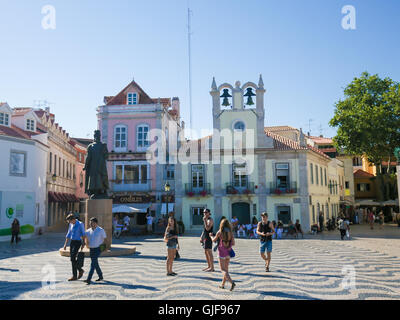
[219,285,225,289]
[266,266,270,272]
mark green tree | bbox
[330,72,400,201]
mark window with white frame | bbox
[26,119,35,131]
[191,165,204,188]
[127,93,138,105]
[0,112,10,126]
[137,125,149,149]
[275,163,289,189]
[114,125,127,150]
[10,150,26,176]
[233,162,248,187]
[115,163,148,184]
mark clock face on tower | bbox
[233,121,245,131]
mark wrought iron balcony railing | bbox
[268,182,298,195]
[185,183,211,197]
[225,182,255,195]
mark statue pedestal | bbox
[85,199,113,250]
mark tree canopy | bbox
[330,72,400,166]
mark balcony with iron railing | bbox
[109,179,152,192]
[225,182,255,195]
[185,183,211,197]
[268,182,298,195]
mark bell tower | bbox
[210,76,268,148]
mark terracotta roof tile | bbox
[265,130,331,159]
[353,169,374,178]
[0,124,32,139]
[264,126,298,132]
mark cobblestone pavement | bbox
[1,224,400,300]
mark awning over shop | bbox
[355,199,382,206]
[161,203,175,214]
[382,199,399,206]
[48,192,80,203]
[113,203,151,213]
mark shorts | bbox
[260,241,272,253]
[167,244,177,250]
[219,255,230,260]
[203,238,212,250]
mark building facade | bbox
[0,103,48,241]
[33,108,81,230]
[97,80,183,226]
[175,77,342,232]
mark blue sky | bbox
[0,0,399,139]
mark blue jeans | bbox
[87,247,103,282]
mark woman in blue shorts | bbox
[164,216,179,276]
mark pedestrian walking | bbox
[368,210,375,230]
[164,216,179,276]
[63,213,86,281]
[10,218,20,244]
[378,211,384,230]
[256,212,275,272]
[338,216,347,240]
[84,217,106,285]
[146,213,154,234]
[319,212,324,232]
[200,209,215,272]
[210,219,236,291]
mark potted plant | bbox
[244,189,251,195]
[200,190,207,197]
[274,189,281,195]
[187,191,195,197]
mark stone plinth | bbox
[85,199,113,250]
[59,244,136,257]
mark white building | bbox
[0,103,48,241]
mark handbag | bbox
[229,248,235,258]
[77,251,85,269]
[175,251,180,259]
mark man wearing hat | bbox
[63,213,86,281]
[84,217,107,285]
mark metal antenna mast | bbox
[187,5,193,139]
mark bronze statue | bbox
[84,130,109,199]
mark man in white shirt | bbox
[84,217,106,285]
[146,213,153,234]
[123,215,130,229]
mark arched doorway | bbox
[232,202,250,225]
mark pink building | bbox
[97,79,182,226]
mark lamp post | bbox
[164,182,171,217]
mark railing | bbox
[268,182,298,195]
[109,179,152,192]
[225,182,255,195]
[185,183,211,197]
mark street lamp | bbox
[52,174,57,182]
[164,182,171,217]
